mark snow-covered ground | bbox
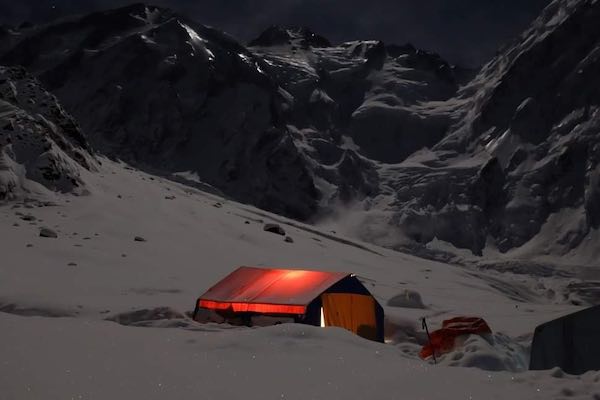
[2,158,599,399]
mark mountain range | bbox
[0,0,598,265]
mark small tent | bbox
[529,305,600,374]
[194,266,384,342]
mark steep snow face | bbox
[250,33,463,209]
[0,4,319,220]
[456,0,600,257]
[245,2,600,263]
[0,66,95,199]
[372,0,600,262]
[248,25,332,48]
[253,37,461,161]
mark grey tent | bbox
[529,305,600,375]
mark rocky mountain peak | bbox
[249,25,332,48]
[0,66,96,199]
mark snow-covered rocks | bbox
[435,333,530,372]
[0,66,95,200]
[329,0,600,262]
[387,290,426,309]
[107,307,187,327]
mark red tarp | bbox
[198,266,350,315]
[420,317,492,359]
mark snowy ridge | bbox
[0,66,95,199]
[402,0,600,264]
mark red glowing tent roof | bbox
[198,266,351,315]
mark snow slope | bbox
[1,158,599,399]
[3,313,599,400]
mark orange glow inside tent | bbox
[197,267,350,314]
[198,300,307,315]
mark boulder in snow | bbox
[39,227,58,238]
[264,223,286,236]
[387,290,426,309]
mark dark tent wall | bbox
[530,305,600,375]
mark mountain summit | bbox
[249,25,332,48]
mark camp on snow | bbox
[529,305,600,375]
[193,266,384,342]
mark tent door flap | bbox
[321,293,377,340]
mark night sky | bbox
[0,0,551,67]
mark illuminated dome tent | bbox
[194,266,384,342]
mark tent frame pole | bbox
[422,317,437,364]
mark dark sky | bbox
[0,0,551,67]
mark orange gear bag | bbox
[420,316,492,359]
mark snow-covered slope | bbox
[0,66,95,199]
[1,158,599,399]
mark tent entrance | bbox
[321,293,377,341]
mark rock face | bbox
[0,66,95,199]
[0,4,460,221]
[250,31,462,209]
[1,1,598,263]
[380,0,600,261]
[248,26,331,48]
[0,4,318,220]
